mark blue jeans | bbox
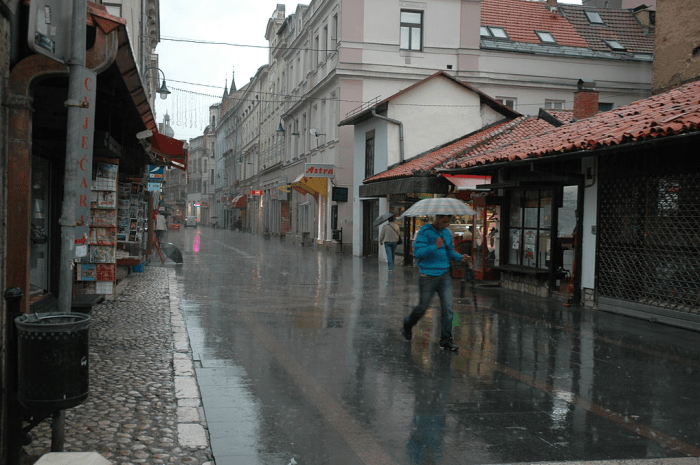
[384,242,397,270]
[404,271,454,341]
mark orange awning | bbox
[148,130,188,171]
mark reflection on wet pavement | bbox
[160,227,700,465]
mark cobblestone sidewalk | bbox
[21,267,213,464]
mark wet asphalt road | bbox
[162,226,700,465]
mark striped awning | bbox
[230,195,247,208]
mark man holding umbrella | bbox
[401,213,469,352]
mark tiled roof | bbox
[364,117,556,182]
[544,109,575,124]
[482,0,589,47]
[447,80,700,170]
[559,4,655,54]
[481,0,653,57]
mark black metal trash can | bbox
[15,313,90,411]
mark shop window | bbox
[507,189,553,269]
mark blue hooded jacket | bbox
[413,223,463,276]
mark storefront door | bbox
[362,200,379,256]
[30,156,52,293]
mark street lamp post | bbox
[143,67,171,100]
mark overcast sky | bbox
[154,1,297,140]
[154,0,581,141]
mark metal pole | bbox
[5,287,23,465]
[57,0,88,313]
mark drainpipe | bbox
[370,108,405,163]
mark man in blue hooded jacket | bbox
[402,214,468,351]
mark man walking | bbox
[379,215,400,271]
[401,215,468,351]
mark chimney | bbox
[573,79,599,120]
[546,0,558,13]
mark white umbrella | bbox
[373,211,396,228]
[400,197,476,217]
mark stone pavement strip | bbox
[21,267,214,464]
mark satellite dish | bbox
[310,128,319,137]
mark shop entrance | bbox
[554,185,579,299]
[362,200,379,256]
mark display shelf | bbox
[75,158,119,296]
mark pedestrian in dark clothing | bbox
[401,215,468,351]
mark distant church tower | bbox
[160,112,175,138]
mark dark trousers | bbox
[404,271,454,341]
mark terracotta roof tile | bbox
[364,117,556,182]
[482,0,588,47]
[558,4,654,54]
[481,0,653,55]
[452,81,700,169]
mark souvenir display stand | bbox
[116,180,149,274]
[74,159,119,297]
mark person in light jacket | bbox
[401,215,468,351]
[379,215,400,271]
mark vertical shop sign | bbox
[75,68,97,257]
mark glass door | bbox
[30,157,51,292]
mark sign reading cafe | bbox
[304,163,335,178]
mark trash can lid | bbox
[15,312,90,332]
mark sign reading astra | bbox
[304,163,335,178]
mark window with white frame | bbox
[545,99,565,109]
[496,97,516,110]
[400,10,423,51]
[481,26,509,39]
[535,31,556,43]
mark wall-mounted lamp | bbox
[144,67,171,100]
[277,121,300,136]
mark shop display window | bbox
[507,189,553,269]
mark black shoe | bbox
[401,324,412,341]
[439,339,458,351]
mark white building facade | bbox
[208,0,653,254]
